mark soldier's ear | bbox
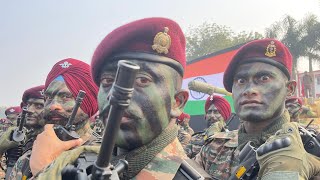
[286,80,297,97]
[170,90,189,118]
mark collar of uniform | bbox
[237,110,290,150]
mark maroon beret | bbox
[91,17,186,85]
[286,97,303,106]
[21,85,45,107]
[223,39,293,92]
[45,58,99,117]
[177,112,190,122]
[5,106,22,116]
[205,95,231,122]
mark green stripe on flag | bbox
[184,96,235,116]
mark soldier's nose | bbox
[49,102,62,111]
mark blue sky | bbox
[0,0,319,106]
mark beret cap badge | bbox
[59,61,72,69]
[152,27,171,54]
[265,41,277,57]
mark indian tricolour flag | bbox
[183,44,243,131]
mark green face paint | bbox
[43,79,89,127]
[25,98,45,129]
[205,104,224,127]
[232,62,288,122]
[98,60,179,150]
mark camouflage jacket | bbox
[194,110,290,179]
[185,120,225,158]
[31,137,186,180]
[9,121,100,180]
[177,125,192,148]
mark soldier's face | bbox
[43,79,89,127]
[25,98,45,129]
[205,104,224,127]
[98,60,185,150]
[6,114,19,125]
[232,62,294,122]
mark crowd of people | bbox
[0,17,319,180]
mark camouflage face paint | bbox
[25,98,45,129]
[232,62,288,122]
[43,78,89,128]
[205,104,224,127]
[98,60,179,150]
[285,100,302,122]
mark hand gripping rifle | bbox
[54,90,86,141]
[229,120,320,180]
[5,107,28,179]
[61,60,140,180]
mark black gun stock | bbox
[54,90,86,141]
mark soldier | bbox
[4,106,22,128]
[194,39,308,179]
[0,85,46,179]
[185,95,231,158]
[302,71,313,98]
[21,59,99,178]
[177,112,194,148]
[285,97,303,122]
[30,17,192,179]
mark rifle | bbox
[53,90,86,141]
[61,60,140,180]
[229,119,320,180]
[5,107,28,179]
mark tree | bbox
[266,14,320,98]
[265,15,305,81]
[186,22,263,61]
[265,14,320,81]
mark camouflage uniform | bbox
[185,120,225,158]
[177,124,193,148]
[29,124,187,180]
[9,122,99,180]
[194,110,290,179]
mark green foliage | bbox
[186,22,263,61]
[265,14,320,78]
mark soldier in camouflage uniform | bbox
[31,17,192,180]
[177,112,194,148]
[185,95,231,158]
[1,85,46,179]
[10,59,100,179]
[2,107,22,131]
[194,39,314,179]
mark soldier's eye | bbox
[100,77,115,88]
[136,77,152,87]
[260,75,270,81]
[237,78,245,84]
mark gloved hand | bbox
[0,126,19,155]
[30,124,83,176]
[256,122,320,180]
